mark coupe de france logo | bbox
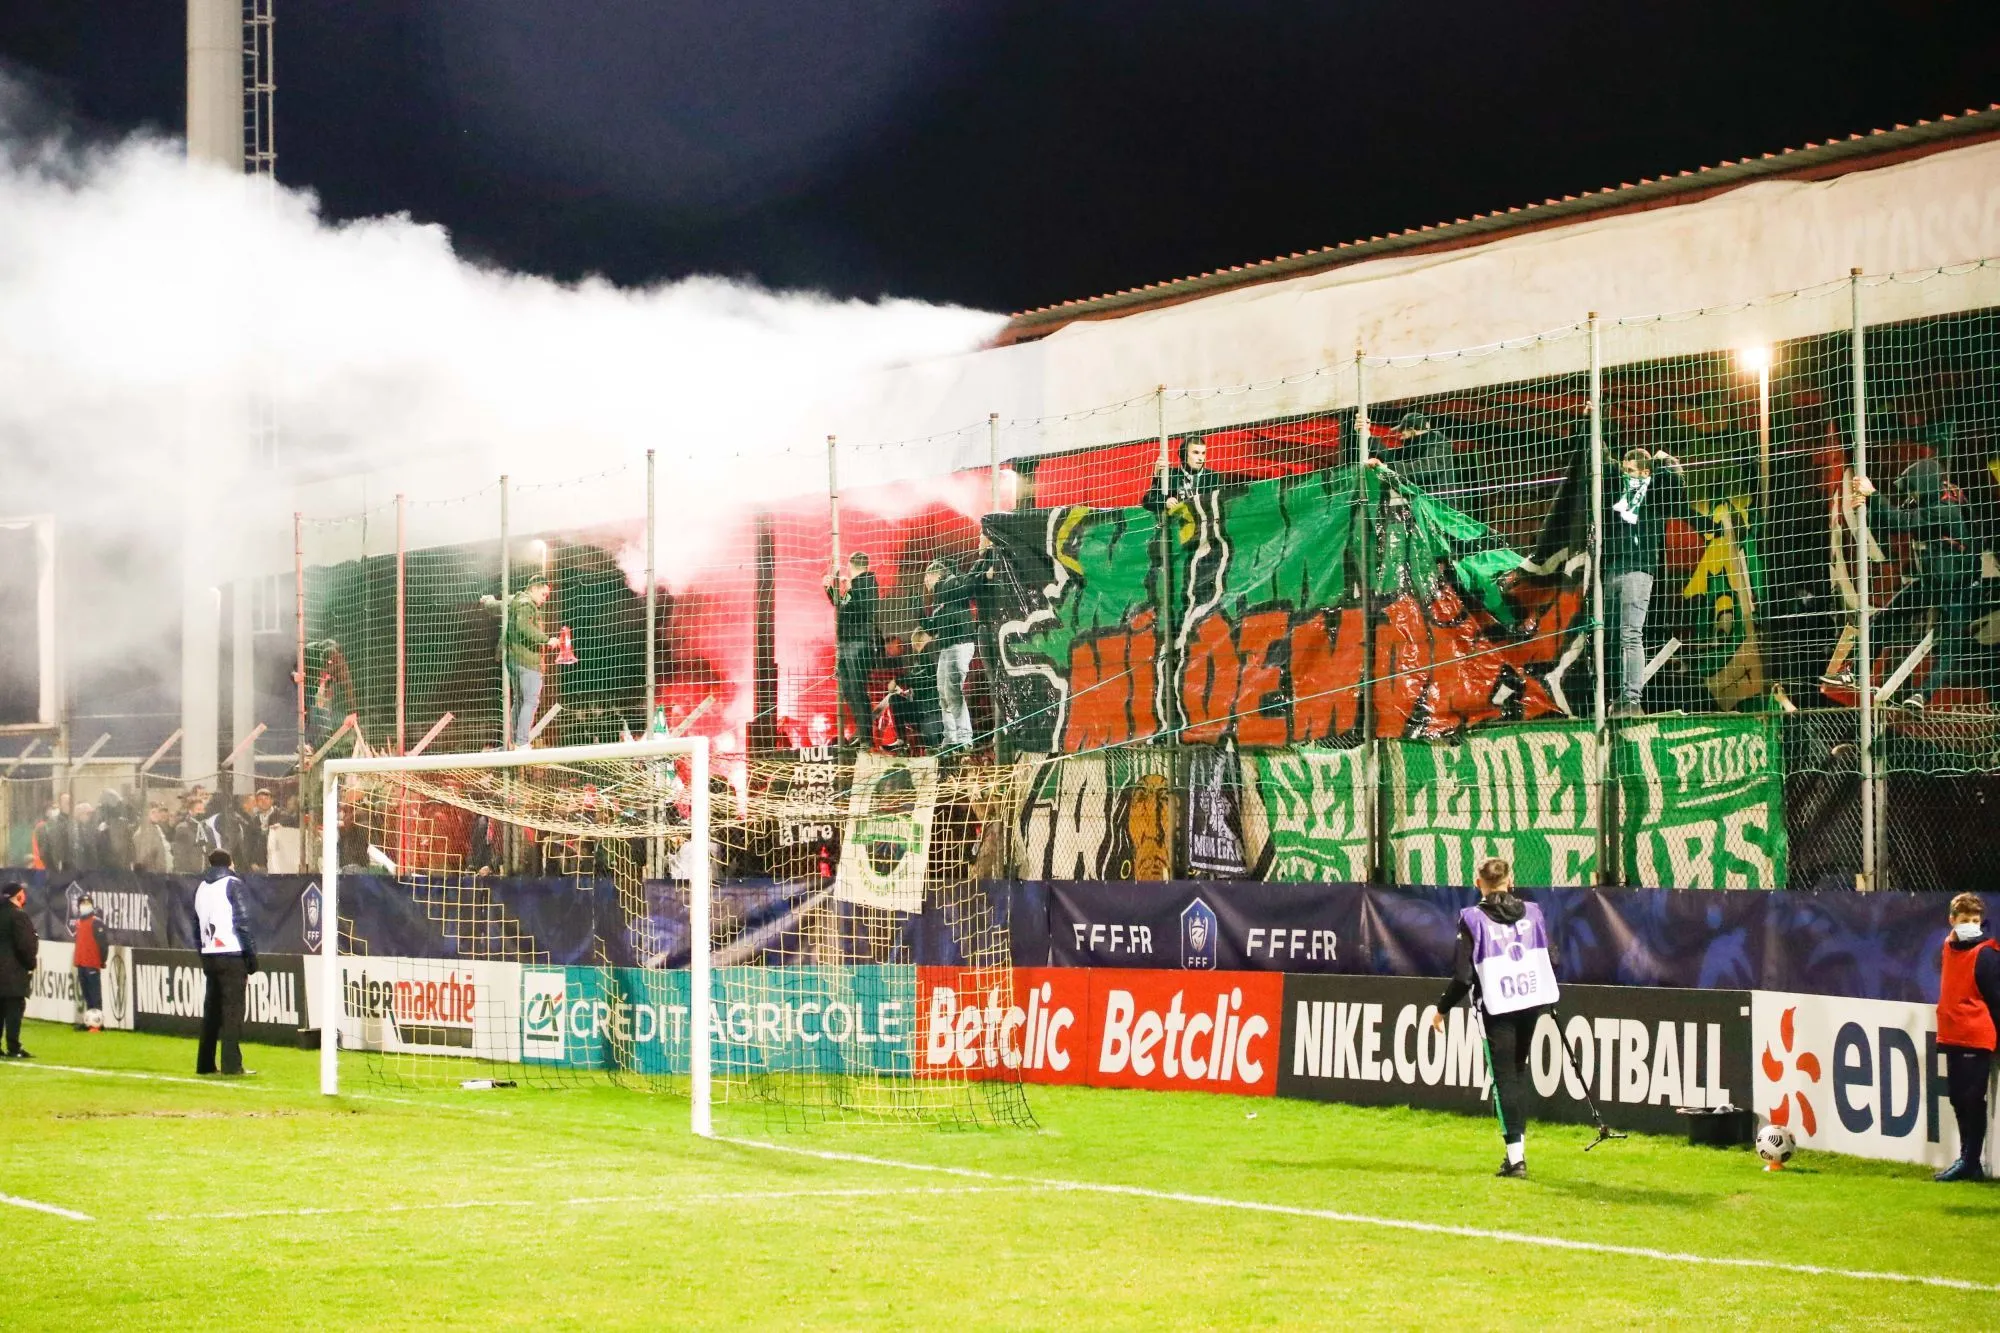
[1181,897,1218,970]
[300,883,323,953]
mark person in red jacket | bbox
[71,896,109,1032]
[1936,892,2000,1183]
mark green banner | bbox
[1247,716,1785,888]
[1615,714,1787,889]
[985,465,1586,752]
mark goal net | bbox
[318,738,1033,1133]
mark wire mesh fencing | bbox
[281,259,2000,893]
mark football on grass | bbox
[1756,1123,1796,1166]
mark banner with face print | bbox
[834,753,939,911]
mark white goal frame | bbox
[318,737,714,1134]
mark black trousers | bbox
[1944,1045,1993,1166]
[1485,1007,1544,1146]
[836,644,875,744]
[198,954,249,1075]
[73,967,101,1026]
[1,995,23,1054]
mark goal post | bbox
[313,736,1030,1133]
[317,736,713,1131]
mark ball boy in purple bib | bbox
[1432,858,1560,1178]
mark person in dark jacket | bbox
[917,558,980,752]
[194,851,258,1076]
[966,536,1009,741]
[1142,434,1222,513]
[1935,892,2000,1182]
[825,552,881,747]
[170,793,213,873]
[97,790,136,872]
[1860,460,1982,710]
[877,637,939,753]
[71,895,109,1032]
[1,882,38,1059]
[31,795,73,873]
[1385,411,1464,502]
[70,801,100,870]
[1603,447,1714,718]
[1433,859,1561,1177]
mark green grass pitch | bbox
[4,1020,1997,1329]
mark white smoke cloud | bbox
[0,75,1003,694]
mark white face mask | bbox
[1954,921,1985,941]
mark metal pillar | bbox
[294,512,307,770]
[1154,388,1175,739]
[826,436,843,742]
[230,577,255,796]
[186,0,244,171]
[1355,353,1381,883]
[989,412,1002,513]
[1851,270,1877,891]
[1589,315,1611,883]
[1756,362,1772,519]
[395,493,407,754]
[499,475,512,748]
[645,449,658,726]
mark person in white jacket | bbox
[194,851,258,1076]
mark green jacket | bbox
[498,592,550,670]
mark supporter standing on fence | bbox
[918,558,979,754]
[1433,859,1559,1178]
[1,882,36,1059]
[71,895,107,1033]
[1603,447,1713,718]
[194,851,257,1077]
[825,552,881,748]
[1935,892,2000,1182]
[481,576,553,748]
[1854,463,1980,710]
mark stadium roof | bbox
[997,104,2000,345]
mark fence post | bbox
[395,492,407,754]
[1154,387,1174,743]
[645,448,658,728]
[1355,351,1381,883]
[294,509,307,777]
[826,435,843,742]
[1851,269,1877,892]
[499,474,512,750]
[1589,314,1612,884]
[989,412,1002,513]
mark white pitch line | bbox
[0,1061,513,1116]
[718,1137,2000,1296]
[0,1192,93,1223]
[161,1184,1040,1222]
[0,1061,286,1092]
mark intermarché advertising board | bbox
[1275,977,1753,1135]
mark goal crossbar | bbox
[318,737,715,1135]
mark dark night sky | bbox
[2,2,1996,313]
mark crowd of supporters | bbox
[30,786,302,875]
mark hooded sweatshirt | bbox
[1437,892,1539,1014]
